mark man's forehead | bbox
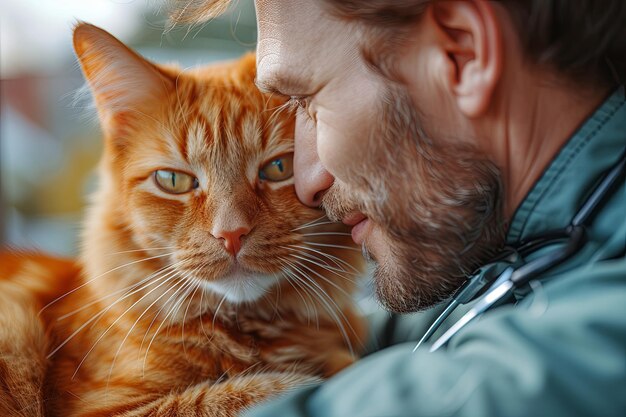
[255,0,360,96]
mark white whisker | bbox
[57,263,177,321]
[211,292,230,330]
[103,246,177,256]
[289,252,356,284]
[105,264,193,386]
[39,252,176,315]
[297,215,326,228]
[181,269,203,354]
[300,232,352,237]
[280,258,356,355]
[47,263,183,359]
[277,259,317,325]
[288,244,361,273]
[290,220,335,232]
[141,278,196,373]
[301,241,360,252]
[70,266,184,379]
[287,256,355,297]
[289,249,346,272]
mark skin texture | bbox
[165,1,612,314]
[251,0,611,312]
[0,24,366,417]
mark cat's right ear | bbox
[73,22,173,119]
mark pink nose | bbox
[212,227,249,256]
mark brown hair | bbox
[168,0,626,86]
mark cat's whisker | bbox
[46,309,107,360]
[105,263,193,386]
[287,256,356,297]
[137,275,188,377]
[268,271,283,321]
[137,273,191,359]
[293,215,327,229]
[70,267,185,379]
[290,221,336,232]
[82,262,186,333]
[300,241,361,252]
[281,259,343,321]
[141,277,196,374]
[290,278,355,356]
[277,259,311,316]
[86,264,185,333]
[166,275,198,333]
[197,278,213,344]
[300,232,353,237]
[57,263,178,321]
[288,245,359,274]
[195,279,228,354]
[46,263,184,359]
[284,248,348,275]
[284,256,361,351]
[180,269,204,355]
[39,251,176,316]
[103,246,178,256]
[289,253,356,285]
[283,245,351,274]
[286,258,357,316]
[280,258,355,355]
[211,291,230,330]
[277,259,318,327]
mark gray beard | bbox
[322,86,506,313]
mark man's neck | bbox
[479,75,612,220]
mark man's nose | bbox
[211,227,250,256]
[294,113,334,207]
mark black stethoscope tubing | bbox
[414,147,626,352]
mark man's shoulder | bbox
[457,254,626,350]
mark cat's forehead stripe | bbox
[184,118,211,165]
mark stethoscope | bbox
[414,148,626,353]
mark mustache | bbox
[321,181,363,223]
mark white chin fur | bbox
[201,272,281,303]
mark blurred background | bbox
[1,0,257,256]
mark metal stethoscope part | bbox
[414,148,626,353]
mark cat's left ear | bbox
[73,22,173,119]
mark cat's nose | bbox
[212,227,250,256]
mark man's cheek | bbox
[316,116,372,182]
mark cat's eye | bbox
[154,170,199,194]
[259,154,294,182]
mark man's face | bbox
[255,0,505,312]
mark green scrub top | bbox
[243,87,626,417]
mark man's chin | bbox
[369,245,466,314]
[373,262,428,313]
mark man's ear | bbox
[429,0,502,117]
[73,22,173,121]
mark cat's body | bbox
[0,24,365,417]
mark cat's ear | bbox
[73,22,173,118]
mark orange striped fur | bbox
[0,23,365,417]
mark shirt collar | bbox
[506,87,626,245]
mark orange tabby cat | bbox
[0,23,365,417]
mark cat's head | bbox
[73,23,361,308]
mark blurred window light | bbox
[1,0,147,77]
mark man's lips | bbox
[342,212,369,245]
